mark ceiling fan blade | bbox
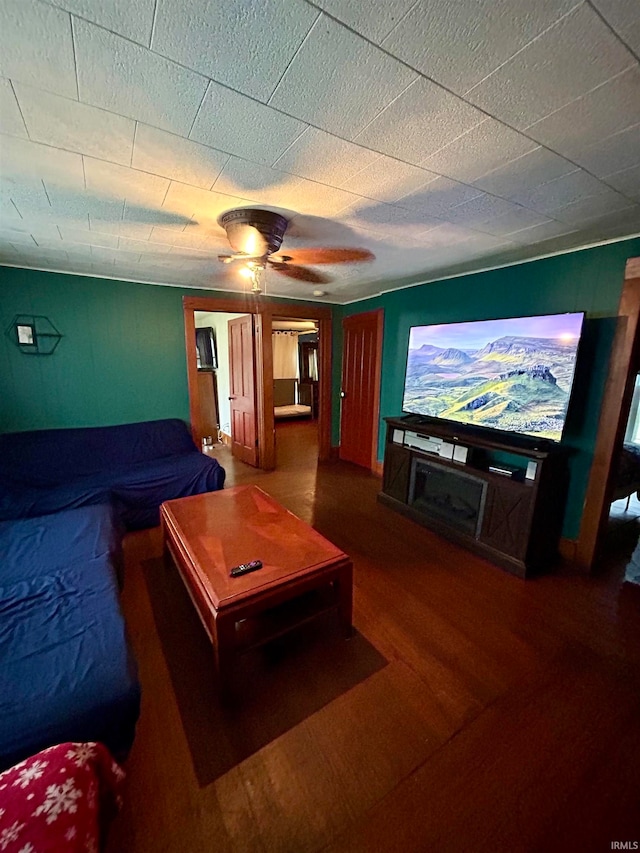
[271,247,374,265]
[165,252,214,261]
[270,263,331,284]
[217,252,268,265]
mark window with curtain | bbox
[300,343,318,382]
[272,331,299,379]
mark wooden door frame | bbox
[575,257,640,570]
[340,308,384,474]
[183,295,333,470]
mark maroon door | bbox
[339,310,383,469]
[228,315,258,467]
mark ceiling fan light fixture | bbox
[218,207,376,287]
[239,262,265,294]
[219,208,289,255]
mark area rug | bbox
[142,557,387,786]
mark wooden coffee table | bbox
[160,485,353,695]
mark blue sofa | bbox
[0,419,225,770]
[0,503,140,770]
[0,418,226,529]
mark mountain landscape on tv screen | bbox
[403,333,581,440]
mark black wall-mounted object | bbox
[196,327,217,369]
[7,314,63,355]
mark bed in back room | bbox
[273,379,313,420]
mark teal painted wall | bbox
[0,267,203,431]
[4,238,640,541]
[0,266,316,433]
[336,237,640,540]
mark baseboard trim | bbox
[329,447,383,475]
[559,537,577,563]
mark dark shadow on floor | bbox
[605,503,640,564]
[142,556,387,787]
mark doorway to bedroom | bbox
[192,312,321,466]
[183,296,332,473]
[272,317,319,462]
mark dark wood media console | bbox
[378,417,569,578]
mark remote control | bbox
[230,560,263,577]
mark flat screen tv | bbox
[402,312,584,442]
[196,326,217,369]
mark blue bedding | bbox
[0,418,225,768]
[0,418,225,530]
[0,505,140,770]
[0,418,197,484]
[101,450,226,529]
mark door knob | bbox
[340,391,346,398]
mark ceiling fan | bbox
[217,207,374,293]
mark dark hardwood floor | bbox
[107,421,640,852]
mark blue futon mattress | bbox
[0,504,140,770]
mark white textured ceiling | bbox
[1,0,639,304]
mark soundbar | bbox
[488,465,515,478]
[404,431,442,454]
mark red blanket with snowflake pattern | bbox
[0,742,125,852]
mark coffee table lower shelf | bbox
[233,584,342,653]
[164,539,353,698]
[160,486,354,700]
